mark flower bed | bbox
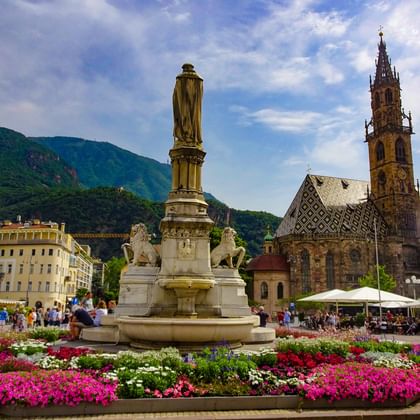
[0,331,419,413]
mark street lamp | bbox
[405,275,420,300]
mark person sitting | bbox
[81,292,94,313]
[93,300,108,327]
[69,305,94,340]
[107,300,116,315]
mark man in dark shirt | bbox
[258,306,269,327]
[69,305,94,340]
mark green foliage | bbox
[0,128,79,193]
[0,127,281,261]
[354,313,366,327]
[114,348,183,371]
[275,338,350,357]
[74,354,116,370]
[188,347,256,384]
[116,365,178,399]
[104,257,126,295]
[76,288,89,301]
[358,265,397,291]
[208,199,281,256]
[352,340,412,354]
[32,136,173,202]
[251,349,278,367]
[28,327,64,343]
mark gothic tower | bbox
[366,32,418,240]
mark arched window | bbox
[301,249,311,293]
[375,92,380,108]
[396,138,406,162]
[376,141,385,161]
[277,282,284,299]
[261,282,268,299]
[385,88,393,104]
[326,252,335,289]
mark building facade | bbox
[248,34,420,306]
[0,218,93,309]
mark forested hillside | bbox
[0,127,79,192]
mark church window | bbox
[277,282,284,299]
[350,249,361,263]
[326,252,335,289]
[376,142,385,161]
[375,92,380,108]
[301,249,311,293]
[385,88,393,104]
[378,170,386,185]
[261,282,268,299]
[395,138,406,162]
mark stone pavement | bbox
[25,405,420,420]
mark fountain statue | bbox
[84,63,270,350]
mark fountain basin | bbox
[118,315,256,350]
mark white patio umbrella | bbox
[332,287,415,303]
[298,289,345,313]
[331,287,415,316]
[298,289,346,302]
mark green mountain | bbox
[32,136,173,202]
[0,127,79,193]
[32,136,218,202]
[0,127,281,259]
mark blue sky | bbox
[1,0,420,216]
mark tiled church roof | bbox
[246,254,289,271]
[276,174,386,237]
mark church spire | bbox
[373,31,398,87]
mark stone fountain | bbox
[86,64,263,350]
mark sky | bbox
[1,0,420,217]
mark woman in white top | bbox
[93,300,108,327]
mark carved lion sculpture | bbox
[121,223,160,267]
[210,227,245,269]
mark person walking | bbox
[0,308,8,330]
[283,308,291,329]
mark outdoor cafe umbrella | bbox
[298,289,345,313]
[331,287,415,315]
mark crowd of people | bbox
[0,292,117,339]
[302,309,418,335]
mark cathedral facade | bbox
[248,34,420,308]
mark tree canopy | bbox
[358,265,397,291]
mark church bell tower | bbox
[365,32,418,239]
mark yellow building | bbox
[0,219,93,309]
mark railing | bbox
[365,124,412,141]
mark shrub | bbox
[352,340,412,354]
[114,365,178,399]
[28,327,64,343]
[70,353,117,370]
[188,347,256,384]
[275,338,349,357]
[10,340,49,356]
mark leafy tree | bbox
[76,287,88,301]
[358,265,396,291]
[104,257,126,296]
